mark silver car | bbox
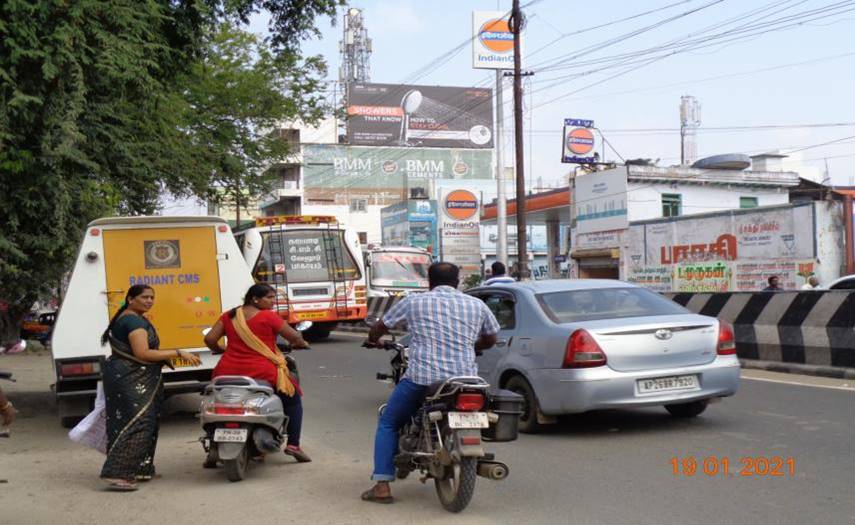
[469,280,740,433]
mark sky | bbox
[243,0,855,190]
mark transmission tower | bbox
[680,95,701,165]
[339,8,372,91]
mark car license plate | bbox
[213,428,247,443]
[447,412,489,429]
[637,374,699,395]
[169,356,197,368]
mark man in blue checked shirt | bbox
[360,262,499,505]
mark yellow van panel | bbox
[103,227,223,350]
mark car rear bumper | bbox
[528,355,741,415]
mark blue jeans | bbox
[372,379,428,481]
[278,393,303,447]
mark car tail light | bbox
[59,361,101,377]
[564,330,607,368]
[455,392,485,411]
[717,321,736,355]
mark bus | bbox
[234,216,367,340]
[363,245,432,298]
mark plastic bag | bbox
[68,382,107,454]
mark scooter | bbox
[364,339,522,513]
[199,321,311,482]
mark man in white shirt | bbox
[800,276,820,290]
[483,261,515,285]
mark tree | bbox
[0,0,341,345]
[178,23,329,224]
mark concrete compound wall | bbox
[667,291,855,369]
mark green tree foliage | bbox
[0,0,341,343]
[180,23,329,223]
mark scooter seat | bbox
[212,377,273,388]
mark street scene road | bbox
[2,334,854,525]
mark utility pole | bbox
[495,70,507,266]
[511,0,528,279]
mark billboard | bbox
[346,82,494,149]
[440,189,481,279]
[303,145,493,194]
[562,118,599,164]
[472,11,521,70]
[624,203,820,292]
[575,167,628,234]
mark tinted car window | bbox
[537,288,688,323]
[483,294,515,330]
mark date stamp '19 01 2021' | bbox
[671,456,796,477]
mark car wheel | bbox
[505,375,542,434]
[665,400,709,418]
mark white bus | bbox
[363,245,432,298]
[234,216,367,340]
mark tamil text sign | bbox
[347,82,493,149]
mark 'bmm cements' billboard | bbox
[346,83,494,149]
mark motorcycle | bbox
[364,339,522,513]
[199,321,311,482]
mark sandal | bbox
[284,445,312,463]
[102,478,138,492]
[361,488,394,504]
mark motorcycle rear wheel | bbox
[223,444,249,482]
[434,457,477,513]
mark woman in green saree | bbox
[99,284,201,491]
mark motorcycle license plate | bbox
[213,428,248,443]
[448,412,489,429]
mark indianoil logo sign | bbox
[473,11,520,70]
[561,118,599,164]
[443,189,479,221]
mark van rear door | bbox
[103,226,223,350]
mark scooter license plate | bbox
[447,412,489,429]
[213,428,248,443]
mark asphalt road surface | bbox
[1,334,854,525]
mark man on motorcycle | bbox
[361,262,499,504]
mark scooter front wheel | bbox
[223,443,249,482]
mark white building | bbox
[571,155,801,280]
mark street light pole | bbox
[511,0,528,279]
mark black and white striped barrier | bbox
[667,291,855,369]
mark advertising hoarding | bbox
[346,82,493,149]
[303,145,493,198]
[472,11,521,70]
[575,167,629,234]
[624,204,820,291]
[562,118,599,164]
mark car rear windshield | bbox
[537,287,689,323]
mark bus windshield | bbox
[370,252,431,288]
[254,230,361,284]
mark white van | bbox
[51,216,253,427]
